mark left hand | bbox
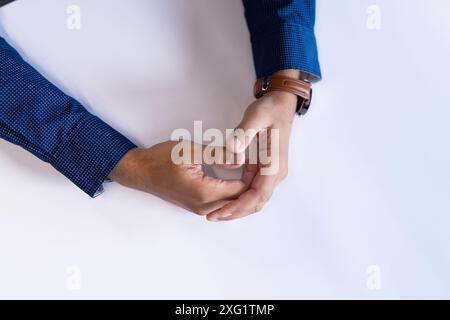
[206,89,298,222]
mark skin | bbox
[109,141,248,216]
[207,69,299,221]
[110,69,300,221]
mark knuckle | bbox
[258,191,272,204]
[249,192,271,215]
[254,206,262,214]
[252,203,265,214]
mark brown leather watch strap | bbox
[253,75,312,115]
[254,75,311,100]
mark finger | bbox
[172,141,245,167]
[206,189,257,222]
[200,199,233,216]
[209,116,292,221]
[196,174,248,203]
[241,162,259,187]
[206,173,278,222]
[204,163,258,221]
[226,109,273,154]
[201,144,245,168]
[206,127,285,221]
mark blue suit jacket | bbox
[0,0,321,197]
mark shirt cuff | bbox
[0,0,17,8]
[51,115,136,197]
[249,23,322,82]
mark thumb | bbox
[226,108,273,154]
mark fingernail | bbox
[221,213,233,219]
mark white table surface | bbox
[1,0,449,299]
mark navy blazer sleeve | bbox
[242,0,321,80]
[0,37,136,197]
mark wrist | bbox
[254,69,312,118]
[272,69,301,79]
[109,147,141,184]
[264,91,297,118]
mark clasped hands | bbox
[110,80,298,222]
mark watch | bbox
[253,75,313,116]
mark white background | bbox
[1,0,449,299]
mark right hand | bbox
[109,141,249,218]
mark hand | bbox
[110,141,248,216]
[206,88,298,222]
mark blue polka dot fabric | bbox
[243,0,321,80]
[0,37,136,197]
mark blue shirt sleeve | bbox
[242,0,321,80]
[0,36,136,197]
